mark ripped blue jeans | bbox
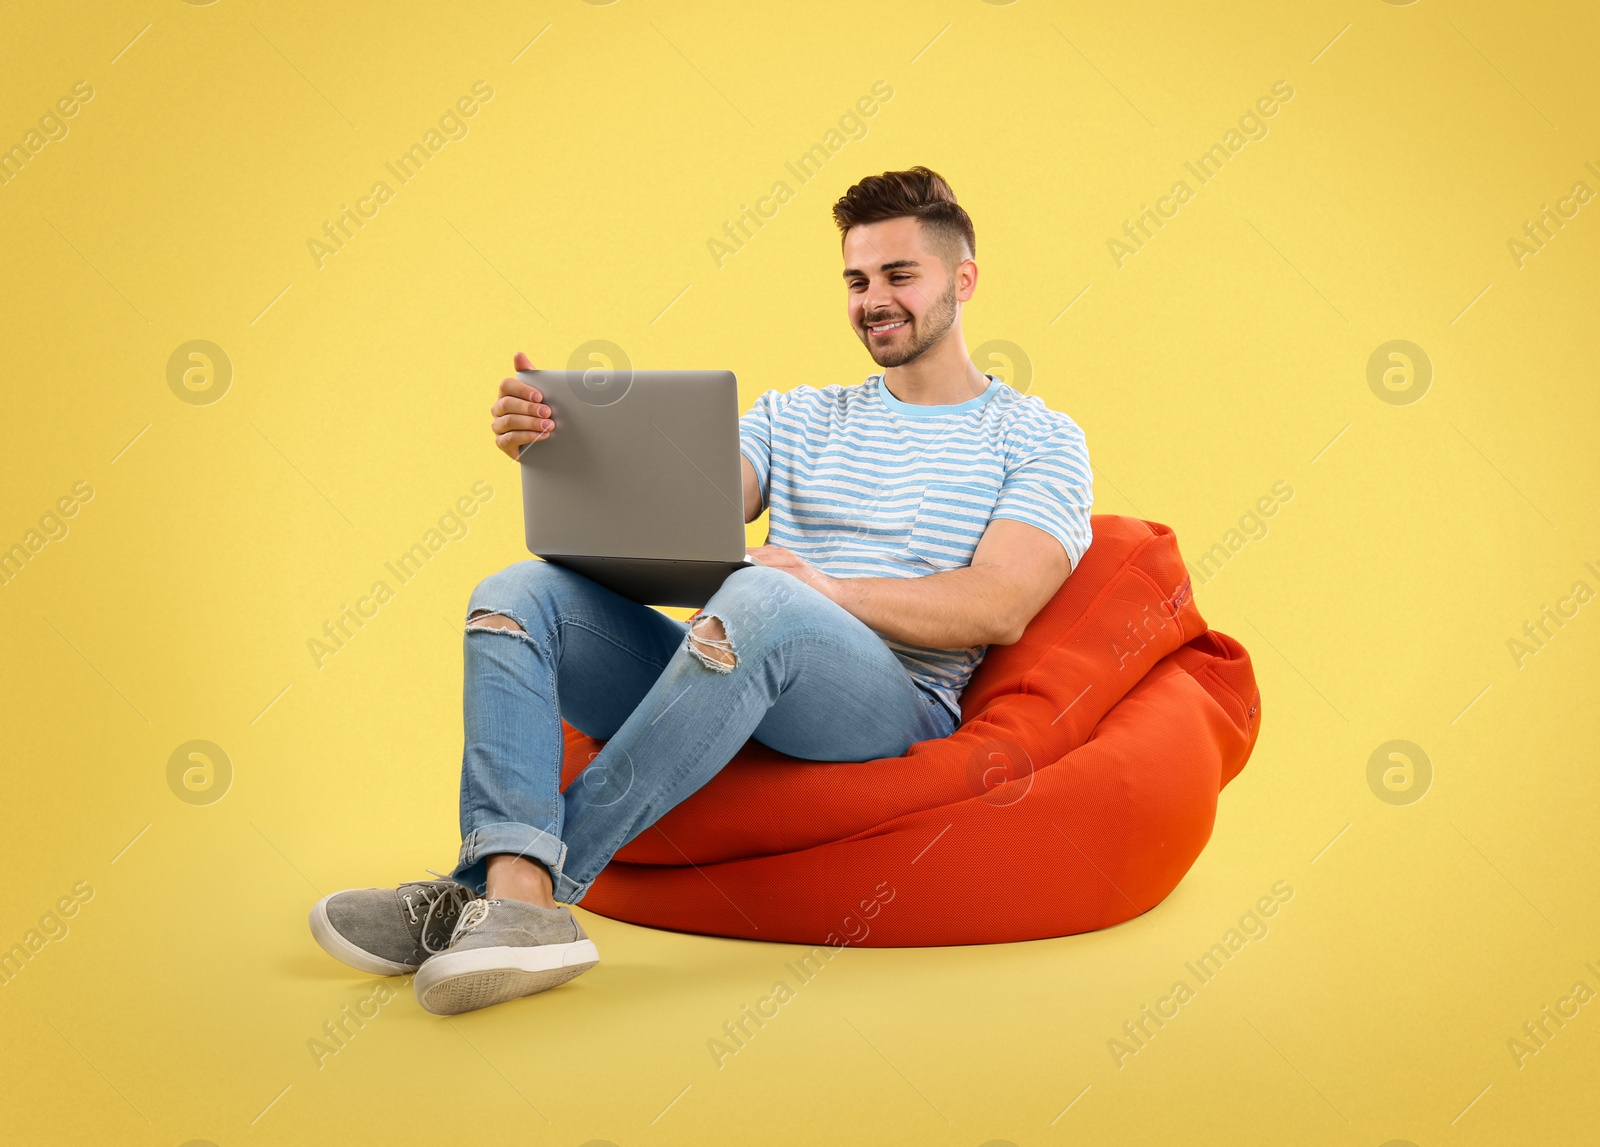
[449,560,959,903]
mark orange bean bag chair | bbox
[558,515,1261,946]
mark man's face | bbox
[842,217,963,368]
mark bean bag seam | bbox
[1006,539,1159,689]
[1183,631,1258,727]
[1009,533,1186,703]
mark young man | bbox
[309,166,1094,1015]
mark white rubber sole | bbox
[414,939,600,1015]
[309,895,418,976]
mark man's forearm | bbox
[826,568,1019,650]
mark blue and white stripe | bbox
[739,373,1094,720]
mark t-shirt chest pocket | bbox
[904,481,998,570]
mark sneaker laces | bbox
[445,898,496,948]
[410,880,477,956]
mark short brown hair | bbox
[832,166,976,268]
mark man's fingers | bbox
[498,429,549,447]
[495,390,547,421]
[495,353,548,459]
[493,412,554,434]
[497,429,550,456]
[499,375,543,403]
[491,393,550,419]
[508,353,542,402]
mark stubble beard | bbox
[861,278,959,369]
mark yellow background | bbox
[2,1,1597,1143]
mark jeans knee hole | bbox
[466,610,527,635]
[688,613,737,671]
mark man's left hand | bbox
[746,545,840,603]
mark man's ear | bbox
[957,257,979,302]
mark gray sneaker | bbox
[309,879,475,975]
[413,898,600,1015]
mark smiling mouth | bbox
[866,318,907,338]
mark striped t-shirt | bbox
[738,372,1094,722]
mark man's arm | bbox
[741,455,763,524]
[773,517,1071,649]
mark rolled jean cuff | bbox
[453,821,569,898]
[552,868,594,905]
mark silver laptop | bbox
[518,367,756,607]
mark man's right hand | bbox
[491,351,555,462]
